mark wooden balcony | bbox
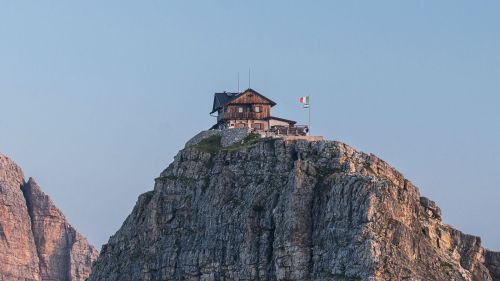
[219,112,268,120]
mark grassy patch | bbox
[243,133,261,143]
[223,133,263,152]
[193,135,222,154]
[155,175,179,181]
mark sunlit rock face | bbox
[0,154,40,280]
[0,153,97,281]
[88,135,500,281]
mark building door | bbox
[253,123,263,130]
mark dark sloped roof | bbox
[210,88,277,114]
[211,92,239,114]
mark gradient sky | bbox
[1,1,499,250]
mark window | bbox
[237,123,246,128]
[253,123,262,129]
[238,107,243,113]
[255,106,261,113]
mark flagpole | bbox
[308,96,311,136]
[300,96,312,135]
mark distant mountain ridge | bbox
[0,152,97,281]
[88,132,500,281]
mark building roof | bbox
[211,92,238,114]
[210,88,277,114]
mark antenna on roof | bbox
[248,68,251,89]
[237,72,240,93]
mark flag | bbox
[299,96,310,107]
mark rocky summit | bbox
[0,153,98,281]
[88,133,500,281]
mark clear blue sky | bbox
[1,1,499,250]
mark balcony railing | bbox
[269,125,309,136]
[219,112,266,120]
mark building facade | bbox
[210,88,305,134]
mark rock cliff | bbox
[0,153,98,281]
[88,134,500,281]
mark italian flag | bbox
[299,96,310,105]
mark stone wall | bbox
[220,128,249,147]
[278,135,325,142]
[184,130,221,147]
[185,129,326,149]
[185,128,249,148]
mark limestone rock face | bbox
[0,153,40,280]
[22,178,99,281]
[0,153,98,281]
[88,137,500,281]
